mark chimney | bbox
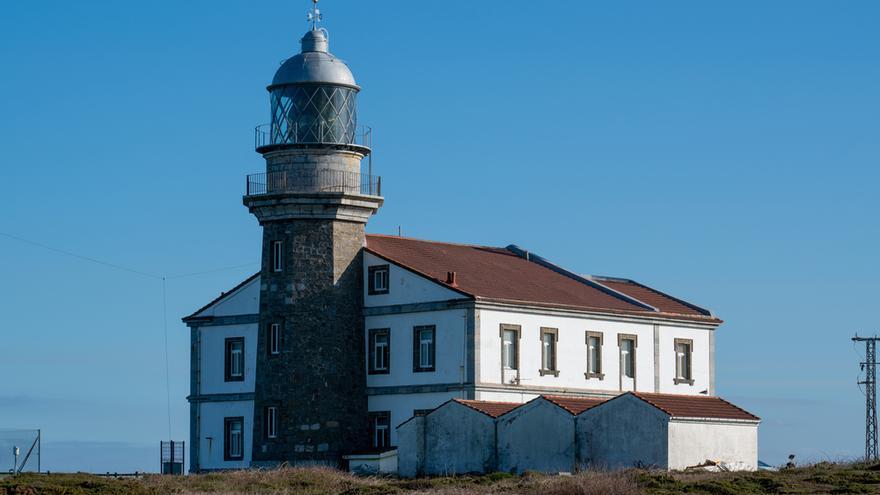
[446,271,457,287]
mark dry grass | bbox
[4,463,880,495]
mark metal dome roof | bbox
[270,29,358,90]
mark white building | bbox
[398,392,759,476]
[184,234,726,471]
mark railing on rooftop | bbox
[246,169,381,197]
[255,123,372,151]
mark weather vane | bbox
[307,0,323,30]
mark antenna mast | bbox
[308,0,323,30]
[854,334,880,461]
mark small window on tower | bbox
[272,241,283,272]
[264,406,277,439]
[224,417,244,460]
[269,323,281,356]
[368,265,390,295]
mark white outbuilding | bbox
[397,399,519,477]
[577,392,760,471]
[496,396,605,474]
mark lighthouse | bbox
[244,0,382,466]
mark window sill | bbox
[368,289,390,296]
[674,378,695,386]
[225,377,245,382]
[539,369,560,377]
[584,372,605,380]
[413,368,436,373]
[368,369,390,375]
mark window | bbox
[501,325,520,370]
[539,327,559,376]
[264,406,277,439]
[619,334,637,380]
[269,323,281,356]
[271,241,283,272]
[674,338,694,385]
[225,337,245,382]
[585,331,604,380]
[368,329,390,374]
[224,417,244,460]
[369,411,391,449]
[368,265,390,295]
[413,325,436,372]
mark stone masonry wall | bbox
[251,219,368,466]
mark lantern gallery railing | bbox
[245,169,381,197]
[255,123,372,150]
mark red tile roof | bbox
[593,277,711,317]
[542,395,608,415]
[454,399,521,418]
[365,235,719,323]
[631,392,760,421]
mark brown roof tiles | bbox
[454,399,521,418]
[542,395,608,415]
[365,235,719,323]
[631,392,760,421]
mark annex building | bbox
[182,1,758,474]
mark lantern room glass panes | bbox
[270,85,357,145]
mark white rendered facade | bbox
[186,247,719,468]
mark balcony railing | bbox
[246,169,381,197]
[255,123,372,150]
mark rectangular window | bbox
[502,327,519,370]
[224,417,244,460]
[225,337,245,382]
[368,265,390,295]
[369,411,391,449]
[539,327,559,376]
[269,323,281,356]
[413,325,436,372]
[674,338,694,384]
[368,329,390,374]
[264,406,277,439]
[271,241,283,272]
[585,331,604,379]
[619,334,637,380]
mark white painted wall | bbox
[667,420,758,470]
[369,391,461,446]
[195,276,260,318]
[496,399,575,474]
[197,400,255,471]
[422,402,496,475]
[365,309,468,387]
[479,309,713,396]
[199,323,258,395]
[576,394,670,470]
[656,325,712,394]
[363,252,463,307]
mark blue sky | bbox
[1,0,878,472]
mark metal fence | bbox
[246,169,381,197]
[255,123,372,150]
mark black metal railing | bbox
[246,169,381,197]
[255,123,372,150]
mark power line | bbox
[1,230,258,443]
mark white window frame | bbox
[619,334,637,380]
[373,413,390,448]
[674,338,694,384]
[226,418,243,459]
[539,327,559,376]
[419,327,434,369]
[374,332,389,371]
[272,241,283,272]
[269,323,281,355]
[585,331,604,379]
[266,406,277,439]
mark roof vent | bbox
[446,271,458,287]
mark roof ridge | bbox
[630,392,760,421]
[595,277,713,317]
[366,233,502,251]
[182,272,260,321]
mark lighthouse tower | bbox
[244,0,382,466]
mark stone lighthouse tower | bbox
[244,0,382,466]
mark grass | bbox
[4,463,880,495]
